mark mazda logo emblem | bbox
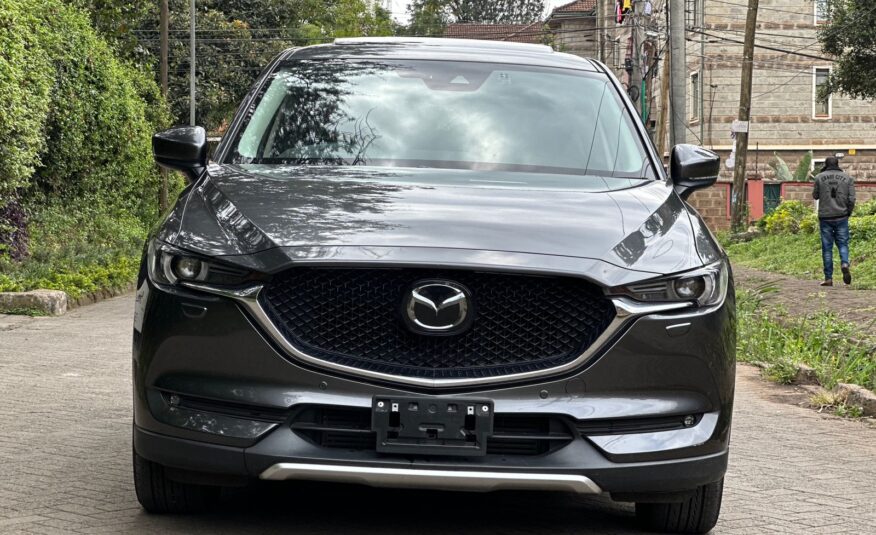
[403,280,473,335]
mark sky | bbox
[387,0,571,24]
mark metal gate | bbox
[764,183,782,215]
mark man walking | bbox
[813,157,856,286]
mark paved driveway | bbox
[1,295,874,534]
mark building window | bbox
[813,67,831,119]
[685,0,701,29]
[613,39,621,69]
[690,72,700,122]
[815,0,830,24]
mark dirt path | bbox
[733,265,876,340]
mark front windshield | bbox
[227,59,655,178]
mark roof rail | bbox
[333,36,553,54]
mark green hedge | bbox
[0,0,170,235]
[0,0,174,300]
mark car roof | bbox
[285,37,600,72]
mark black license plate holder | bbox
[372,396,493,456]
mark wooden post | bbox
[730,0,759,232]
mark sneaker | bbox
[820,279,833,287]
[841,263,852,285]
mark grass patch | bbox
[0,201,146,301]
[737,287,876,392]
[725,232,876,289]
[0,306,50,317]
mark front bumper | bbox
[134,425,729,495]
[133,276,735,495]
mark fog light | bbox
[674,276,706,300]
[173,257,203,280]
[683,415,696,427]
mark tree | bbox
[64,1,395,131]
[818,0,876,100]
[406,0,546,35]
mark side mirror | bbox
[670,144,720,199]
[153,126,207,180]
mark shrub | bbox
[0,0,170,258]
[853,199,876,217]
[850,214,876,242]
[761,200,815,234]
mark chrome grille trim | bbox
[182,282,690,388]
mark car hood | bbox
[161,164,712,280]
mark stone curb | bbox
[755,362,876,417]
[0,282,135,316]
[836,383,876,418]
[67,282,136,310]
[0,289,67,316]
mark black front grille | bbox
[290,406,574,456]
[259,267,615,380]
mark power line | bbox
[689,28,834,62]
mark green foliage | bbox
[160,0,394,130]
[853,199,876,217]
[768,153,793,182]
[0,0,169,296]
[0,0,169,223]
[794,151,813,182]
[849,214,876,242]
[818,1,876,100]
[406,0,545,34]
[761,200,815,234]
[0,201,144,299]
[725,219,876,289]
[736,288,876,392]
[768,151,813,182]
[0,3,53,203]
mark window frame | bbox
[813,66,832,120]
[814,0,830,25]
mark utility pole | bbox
[189,0,196,126]
[597,0,605,62]
[730,0,759,231]
[669,0,687,147]
[159,0,169,212]
[630,1,643,117]
[699,0,706,146]
[656,41,671,157]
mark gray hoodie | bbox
[813,170,856,220]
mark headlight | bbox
[147,241,255,286]
[609,260,729,307]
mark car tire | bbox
[133,449,219,514]
[635,478,724,534]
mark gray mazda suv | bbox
[133,37,734,533]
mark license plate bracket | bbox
[372,397,493,456]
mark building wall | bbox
[781,182,876,206]
[691,0,876,180]
[551,17,599,59]
[688,183,731,230]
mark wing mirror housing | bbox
[153,126,208,181]
[670,144,720,199]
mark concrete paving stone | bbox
[0,294,874,534]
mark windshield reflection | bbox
[227,59,655,179]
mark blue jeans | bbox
[819,218,850,280]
